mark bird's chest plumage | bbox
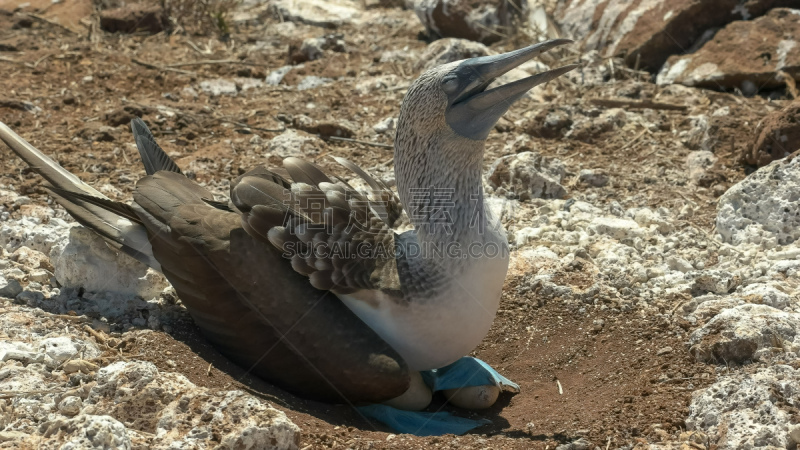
[337,233,509,371]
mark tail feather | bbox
[0,122,105,198]
[46,188,161,270]
[131,118,182,175]
[46,186,142,224]
[0,121,160,271]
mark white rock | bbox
[717,157,800,247]
[267,129,322,158]
[687,365,800,449]
[181,86,198,99]
[631,264,648,283]
[58,396,83,416]
[484,196,519,228]
[28,268,50,284]
[299,37,325,61]
[0,431,29,443]
[373,117,398,135]
[415,38,492,71]
[10,246,51,271]
[679,115,712,151]
[666,256,693,273]
[691,270,739,295]
[738,283,791,310]
[790,423,800,446]
[266,65,294,86]
[487,152,567,200]
[0,348,44,365]
[87,361,299,449]
[518,246,560,262]
[0,341,34,355]
[39,414,132,449]
[156,390,300,449]
[629,207,674,234]
[688,304,800,363]
[686,150,717,185]
[0,215,70,255]
[554,437,593,450]
[50,226,167,299]
[589,217,641,240]
[354,74,402,94]
[691,297,744,320]
[379,49,419,63]
[198,78,238,96]
[270,0,362,28]
[39,337,100,368]
[297,76,332,91]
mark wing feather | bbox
[229,156,407,298]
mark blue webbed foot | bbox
[356,404,491,436]
[423,356,520,393]
[356,357,518,436]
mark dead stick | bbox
[326,136,394,149]
[131,58,195,75]
[225,120,285,133]
[47,313,90,323]
[621,128,649,151]
[83,325,106,345]
[589,98,688,111]
[778,71,798,99]
[167,59,267,68]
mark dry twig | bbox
[167,59,267,68]
[778,71,798,99]
[226,120,285,133]
[131,58,196,75]
[589,98,688,112]
[83,325,107,345]
[326,136,394,149]
[622,128,650,151]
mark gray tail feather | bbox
[131,118,182,175]
[0,121,161,271]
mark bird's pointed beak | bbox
[445,39,578,141]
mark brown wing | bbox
[0,121,410,403]
[131,171,410,403]
[231,157,408,296]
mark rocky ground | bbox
[0,0,799,448]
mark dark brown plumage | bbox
[0,119,410,404]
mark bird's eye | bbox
[442,77,459,94]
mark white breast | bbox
[337,252,509,371]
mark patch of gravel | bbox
[490,153,800,449]
[0,307,299,449]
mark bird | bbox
[0,39,576,434]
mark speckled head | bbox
[394,40,577,233]
[399,39,578,144]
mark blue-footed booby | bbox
[0,39,575,435]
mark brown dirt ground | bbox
[0,0,793,448]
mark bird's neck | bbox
[395,135,489,246]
